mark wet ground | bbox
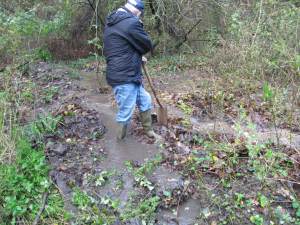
[77,71,202,225]
[23,62,300,224]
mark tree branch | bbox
[0,3,15,14]
[175,18,202,49]
[32,191,49,225]
[85,0,105,27]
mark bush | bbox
[213,1,299,80]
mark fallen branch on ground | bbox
[33,191,49,225]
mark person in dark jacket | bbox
[103,0,157,140]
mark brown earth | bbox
[21,61,300,225]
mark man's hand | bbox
[142,56,147,64]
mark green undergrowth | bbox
[180,114,300,224]
[121,196,160,223]
[0,69,67,224]
[126,154,163,191]
[0,132,68,224]
[147,54,208,74]
[71,187,160,224]
[66,55,104,70]
[71,155,164,224]
[71,188,118,224]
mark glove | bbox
[142,56,147,64]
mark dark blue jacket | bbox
[103,8,153,87]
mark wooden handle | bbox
[142,64,163,108]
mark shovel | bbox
[142,64,168,126]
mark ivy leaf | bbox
[292,200,300,209]
[258,195,268,208]
[297,209,300,218]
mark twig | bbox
[175,18,202,49]
[0,61,30,73]
[86,0,105,26]
[267,178,300,185]
[16,61,30,70]
[0,4,15,14]
[33,191,49,225]
[251,0,263,46]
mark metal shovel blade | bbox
[157,106,168,126]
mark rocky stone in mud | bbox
[46,141,69,156]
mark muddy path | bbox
[79,71,158,169]
[78,71,203,225]
[33,64,200,224]
[26,62,299,225]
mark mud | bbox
[42,68,194,224]
[157,199,202,225]
[79,72,200,222]
[80,71,159,168]
[24,62,299,225]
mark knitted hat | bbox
[127,0,144,13]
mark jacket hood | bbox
[106,10,134,26]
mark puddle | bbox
[79,71,204,224]
[157,198,201,225]
[190,116,300,149]
[80,71,158,170]
[29,63,299,225]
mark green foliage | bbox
[234,112,290,181]
[217,1,299,79]
[126,154,162,191]
[72,188,117,224]
[86,170,116,187]
[72,188,92,210]
[234,193,245,208]
[34,47,53,61]
[0,83,65,224]
[0,0,74,62]
[43,86,59,103]
[275,206,295,224]
[292,199,300,218]
[121,196,160,223]
[258,194,269,208]
[0,137,50,223]
[177,100,193,115]
[24,114,62,145]
[263,83,274,102]
[250,214,264,225]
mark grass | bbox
[66,55,104,70]
[42,86,59,103]
[148,54,208,74]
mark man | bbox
[103,0,157,140]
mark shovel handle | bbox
[142,64,163,108]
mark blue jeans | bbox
[113,83,152,124]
